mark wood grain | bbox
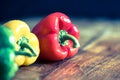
[13,19,120,80]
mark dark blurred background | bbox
[1,0,120,22]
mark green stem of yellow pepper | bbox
[16,36,37,57]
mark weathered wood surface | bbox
[13,19,120,80]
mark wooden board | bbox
[13,19,120,80]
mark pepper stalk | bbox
[59,30,80,48]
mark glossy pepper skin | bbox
[4,20,40,66]
[0,26,18,80]
[32,12,80,61]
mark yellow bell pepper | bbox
[4,20,40,66]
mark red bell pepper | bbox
[32,12,80,61]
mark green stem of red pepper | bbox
[59,30,80,48]
[15,36,37,57]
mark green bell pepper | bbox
[0,25,18,80]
